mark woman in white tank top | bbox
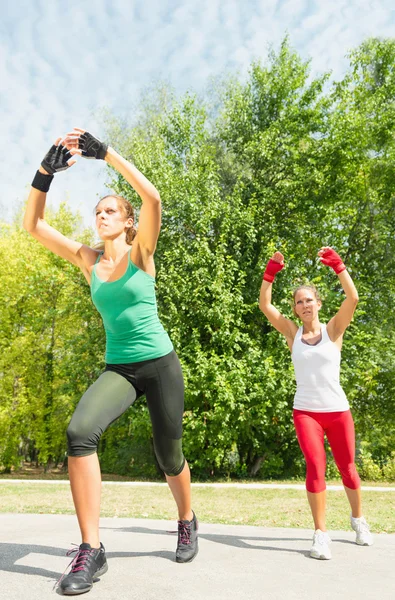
[259,247,372,560]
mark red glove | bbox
[263,259,284,283]
[319,248,346,274]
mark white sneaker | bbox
[350,515,373,546]
[310,529,332,560]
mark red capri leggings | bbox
[293,409,361,493]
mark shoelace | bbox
[178,521,192,545]
[356,519,370,534]
[54,544,95,590]
[315,531,329,546]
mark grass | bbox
[0,482,393,533]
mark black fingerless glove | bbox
[78,132,108,160]
[41,144,73,174]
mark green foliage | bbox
[356,442,384,481]
[102,37,395,478]
[1,37,394,479]
[0,205,102,469]
[382,453,395,481]
[98,405,158,478]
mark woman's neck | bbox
[302,319,321,335]
[102,238,130,262]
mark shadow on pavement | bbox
[0,542,174,581]
[0,522,319,582]
[0,543,64,580]
[100,525,311,556]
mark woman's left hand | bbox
[318,247,346,274]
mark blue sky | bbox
[1,0,394,226]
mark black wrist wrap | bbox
[32,170,54,193]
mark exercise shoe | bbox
[310,529,332,560]
[58,542,108,595]
[350,515,373,546]
[176,511,199,563]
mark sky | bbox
[1,0,394,227]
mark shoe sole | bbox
[176,546,199,564]
[355,540,373,546]
[94,563,109,579]
[60,563,108,595]
[310,551,331,560]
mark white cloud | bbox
[1,0,394,224]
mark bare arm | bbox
[105,147,161,259]
[318,246,358,342]
[259,252,298,347]
[64,128,162,268]
[23,141,97,279]
[326,269,359,341]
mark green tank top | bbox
[90,249,173,364]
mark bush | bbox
[356,443,383,481]
[382,453,395,481]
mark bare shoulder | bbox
[326,318,343,348]
[78,245,101,263]
[77,245,101,268]
[130,235,156,277]
[285,320,299,349]
[130,235,142,267]
[76,245,102,282]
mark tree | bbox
[1,37,394,479]
[0,205,102,470]
[103,37,395,477]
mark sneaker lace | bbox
[358,520,370,535]
[178,521,192,545]
[315,531,328,546]
[54,544,95,590]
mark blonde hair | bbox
[95,195,137,245]
[292,284,322,318]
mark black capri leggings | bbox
[66,350,185,476]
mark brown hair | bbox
[292,284,322,318]
[95,195,137,245]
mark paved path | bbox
[0,514,393,599]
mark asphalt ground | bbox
[0,513,393,600]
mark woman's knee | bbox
[338,463,361,489]
[66,419,101,457]
[305,461,326,493]
[154,437,185,476]
[159,456,186,477]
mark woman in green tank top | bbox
[24,129,198,595]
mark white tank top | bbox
[291,323,349,412]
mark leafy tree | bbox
[0,205,102,470]
[1,37,394,479]
[104,37,395,477]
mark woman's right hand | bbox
[263,251,285,282]
[41,137,77,175]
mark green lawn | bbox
[0,482,393,533]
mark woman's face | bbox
[293,289,321,322]
[95,197,132,240]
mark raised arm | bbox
[23,139,97,279]
[64,128,161,263]
[259,252,298,348]
[105,147,161,258]
[319,247,359,342]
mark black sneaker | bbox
[59,542,108,595]
[176,511,199,563]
